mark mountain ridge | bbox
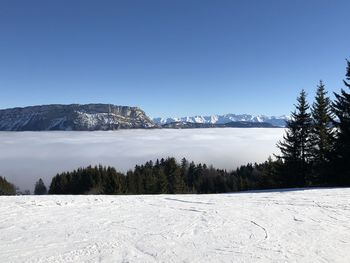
[153,113,288,127]
[0,104,156,131]
[0,104,288,131]
[161,121,277,129]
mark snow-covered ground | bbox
[0,128,284,191]
[1,188,349,262]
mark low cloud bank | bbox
[0,128,284,191]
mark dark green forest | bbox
[48,157,281,195]
[1,60,350,195]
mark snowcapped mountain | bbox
[0,104,156,131]
[153,114,288,127]
[0,104,288,131]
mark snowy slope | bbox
[1,188,349,262]
[153,114,289,127]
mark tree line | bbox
[48,157,283,195]
[1,60,349,195]
[276,60,350,187]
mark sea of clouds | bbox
[0,128,285,191]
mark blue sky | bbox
[0,0,349,118]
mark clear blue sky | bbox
[0,0,349,118]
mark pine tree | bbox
[156,168,168,194]
[260,156,280,188]
[48,174,62,194]
[276,90,312,186]
[332,60,350,185]
[164,158,178,193]
[126,171,136,194]
[143,161,157,194]
[186,161,196,192]
[173,168,187,194]
[132,166,145,194]
[0,176,16,195]
[34,178,47,195]
[309,81,334,184]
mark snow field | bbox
[0,188,349,262]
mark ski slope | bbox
[1,188,349,262]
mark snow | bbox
[47,117,67,130]
[0,129,284,191]
[1,188,349,262]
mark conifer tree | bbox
[332,60,350,185]
[173,168,187,193]
[49,174,62,194]
[143,161,157,194]
[186,162,196,192]
[0,176,16,195]
[133,167,145,194]
[126,171,136,194]
[260,156,280,188]
[156,168,168,194]
[34,178,47,195]
[276,90,312,186]
[309,81,334,184]
[164,158,178,193]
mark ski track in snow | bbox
[1,188,350,262]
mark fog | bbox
[0,128,284,191]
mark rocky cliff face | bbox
[0,104,156,131]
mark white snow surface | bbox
[1,188,350,262]
[0,128,284,191]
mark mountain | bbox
[0,105,288,131]
[161,121,276,129]
[0,104,156,131]
[153,114,288,127]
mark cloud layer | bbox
[0,128,284,191]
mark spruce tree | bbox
[332,60,350,185]
[34,178,47,195]
[276,90,312,186]
[309,81,334,185]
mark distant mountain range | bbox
[0,104,288,131]
[0,104,155,131]
[161,121,276,129]
[153,114,288,127]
